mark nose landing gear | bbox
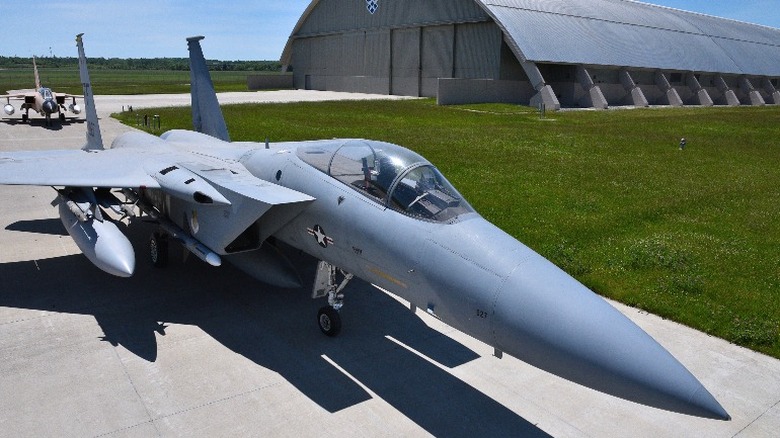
[312,261,353,337]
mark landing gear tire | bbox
[59,113,65,122]
[318,306,341,337]
[21,114,28,123]
[149,232,169,268]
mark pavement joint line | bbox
[92,418,155,438]
[151,380,288,423]
[93,381,288,438]
[0,311,53,326]
[110,346,163,437]
[732,398,780,438]
[463,350,598,438]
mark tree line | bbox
[0,56,284,72]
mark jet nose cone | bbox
[42,100,58,114]
[493,254,729,420]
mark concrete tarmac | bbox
[0,91,778,437]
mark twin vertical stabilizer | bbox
[76,33,104,151]
[33,56,42,90]
[187,36,230,142]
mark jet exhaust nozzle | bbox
[3,104,14,116]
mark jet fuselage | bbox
[101,128,729,420]
[241,136,726,419]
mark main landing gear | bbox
[312,261,354,337]
[149,231,169,268]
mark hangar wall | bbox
[284,0,780,108]
[287,0,532,101]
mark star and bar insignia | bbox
[307,224,334,248]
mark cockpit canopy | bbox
[297,140,473,222]
[39,88,53,100]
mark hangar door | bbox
[391,28,421,96]
[391,25,465,97]
[421,25,455,97]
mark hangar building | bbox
[281,0,780,109]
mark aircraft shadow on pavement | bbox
[0,222,550,437]
[0,118,85,129]
[6,219,69,236]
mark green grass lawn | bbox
[116,99,780,358]
[1,68,261,94]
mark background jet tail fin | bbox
[33,56,41,90]
[187,36,230,142]
[76,33,104,151]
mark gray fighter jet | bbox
[1,57,82,125]
[0,34,729,421]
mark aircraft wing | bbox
[55,92,84,99]
[0,149,160,188]
[2,91,34,99]
[0,146,314,204]
[2,90,82,101]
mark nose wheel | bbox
[317,306,342,337]
[312,261,353,337]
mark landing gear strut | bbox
[312,261,354,337]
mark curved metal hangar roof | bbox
[481,0,780,76]
[283,0,780,77]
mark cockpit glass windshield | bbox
[389,165,472,222]
[40,88,53,99]
[297,140,473,222]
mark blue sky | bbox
[0,1,777,61]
